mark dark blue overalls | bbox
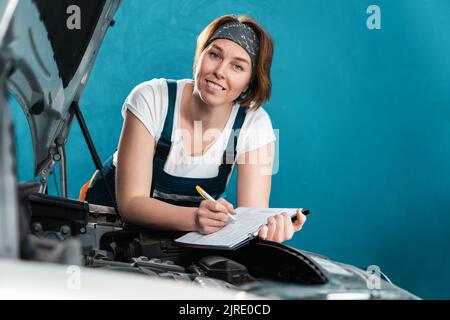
[86,80,248,209]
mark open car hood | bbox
[0,0,121,178]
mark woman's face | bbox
[194,38,253,107]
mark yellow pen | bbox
[195,185,236,221]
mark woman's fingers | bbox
[200,209,229,224]
[282,212,294,241]
[198,216,226,228]
[266,216,276,240]
[203,199,233,217]
[196,207,226,234]
[200,225,222,235]
[200,200,231,223]
[258,225,268,240]
[196,200,239,234]
[217,198,237,216]
[293,208,307,232]
[202,198,238,223]
[202,199,228,213]
[273,214,285,242]
[263,213,295,242]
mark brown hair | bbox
[193,15,274,110]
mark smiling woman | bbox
[193,15,273,110]
[84,14,307,243]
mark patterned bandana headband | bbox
[207,21,260,74]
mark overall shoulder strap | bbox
[220,105,249,170]
[155,79,177,160]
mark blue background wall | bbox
[11,0,450,299]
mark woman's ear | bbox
[239,88,250,100]
[241,84,250,96]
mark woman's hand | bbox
[258,208,307,242]
[195,198,237,234]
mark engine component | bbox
[197,255,250,285]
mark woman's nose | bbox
[213,62,226,79]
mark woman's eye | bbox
[234,64,244,71]
[209,52,219,59]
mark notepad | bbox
[174,207,299,250]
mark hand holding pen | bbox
[194,185,237,235]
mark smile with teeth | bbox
[206,80,225,91]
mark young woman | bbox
[86,15,307,243]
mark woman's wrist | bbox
[187,206,199,232]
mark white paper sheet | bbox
[174,207,299,249]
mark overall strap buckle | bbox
[154,79,177,161]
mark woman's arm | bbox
[116,110,235,233]
[116,110,197,231]
[236,142,275,207]
[236,142,307,242]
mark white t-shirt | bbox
[113,78,276,178]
